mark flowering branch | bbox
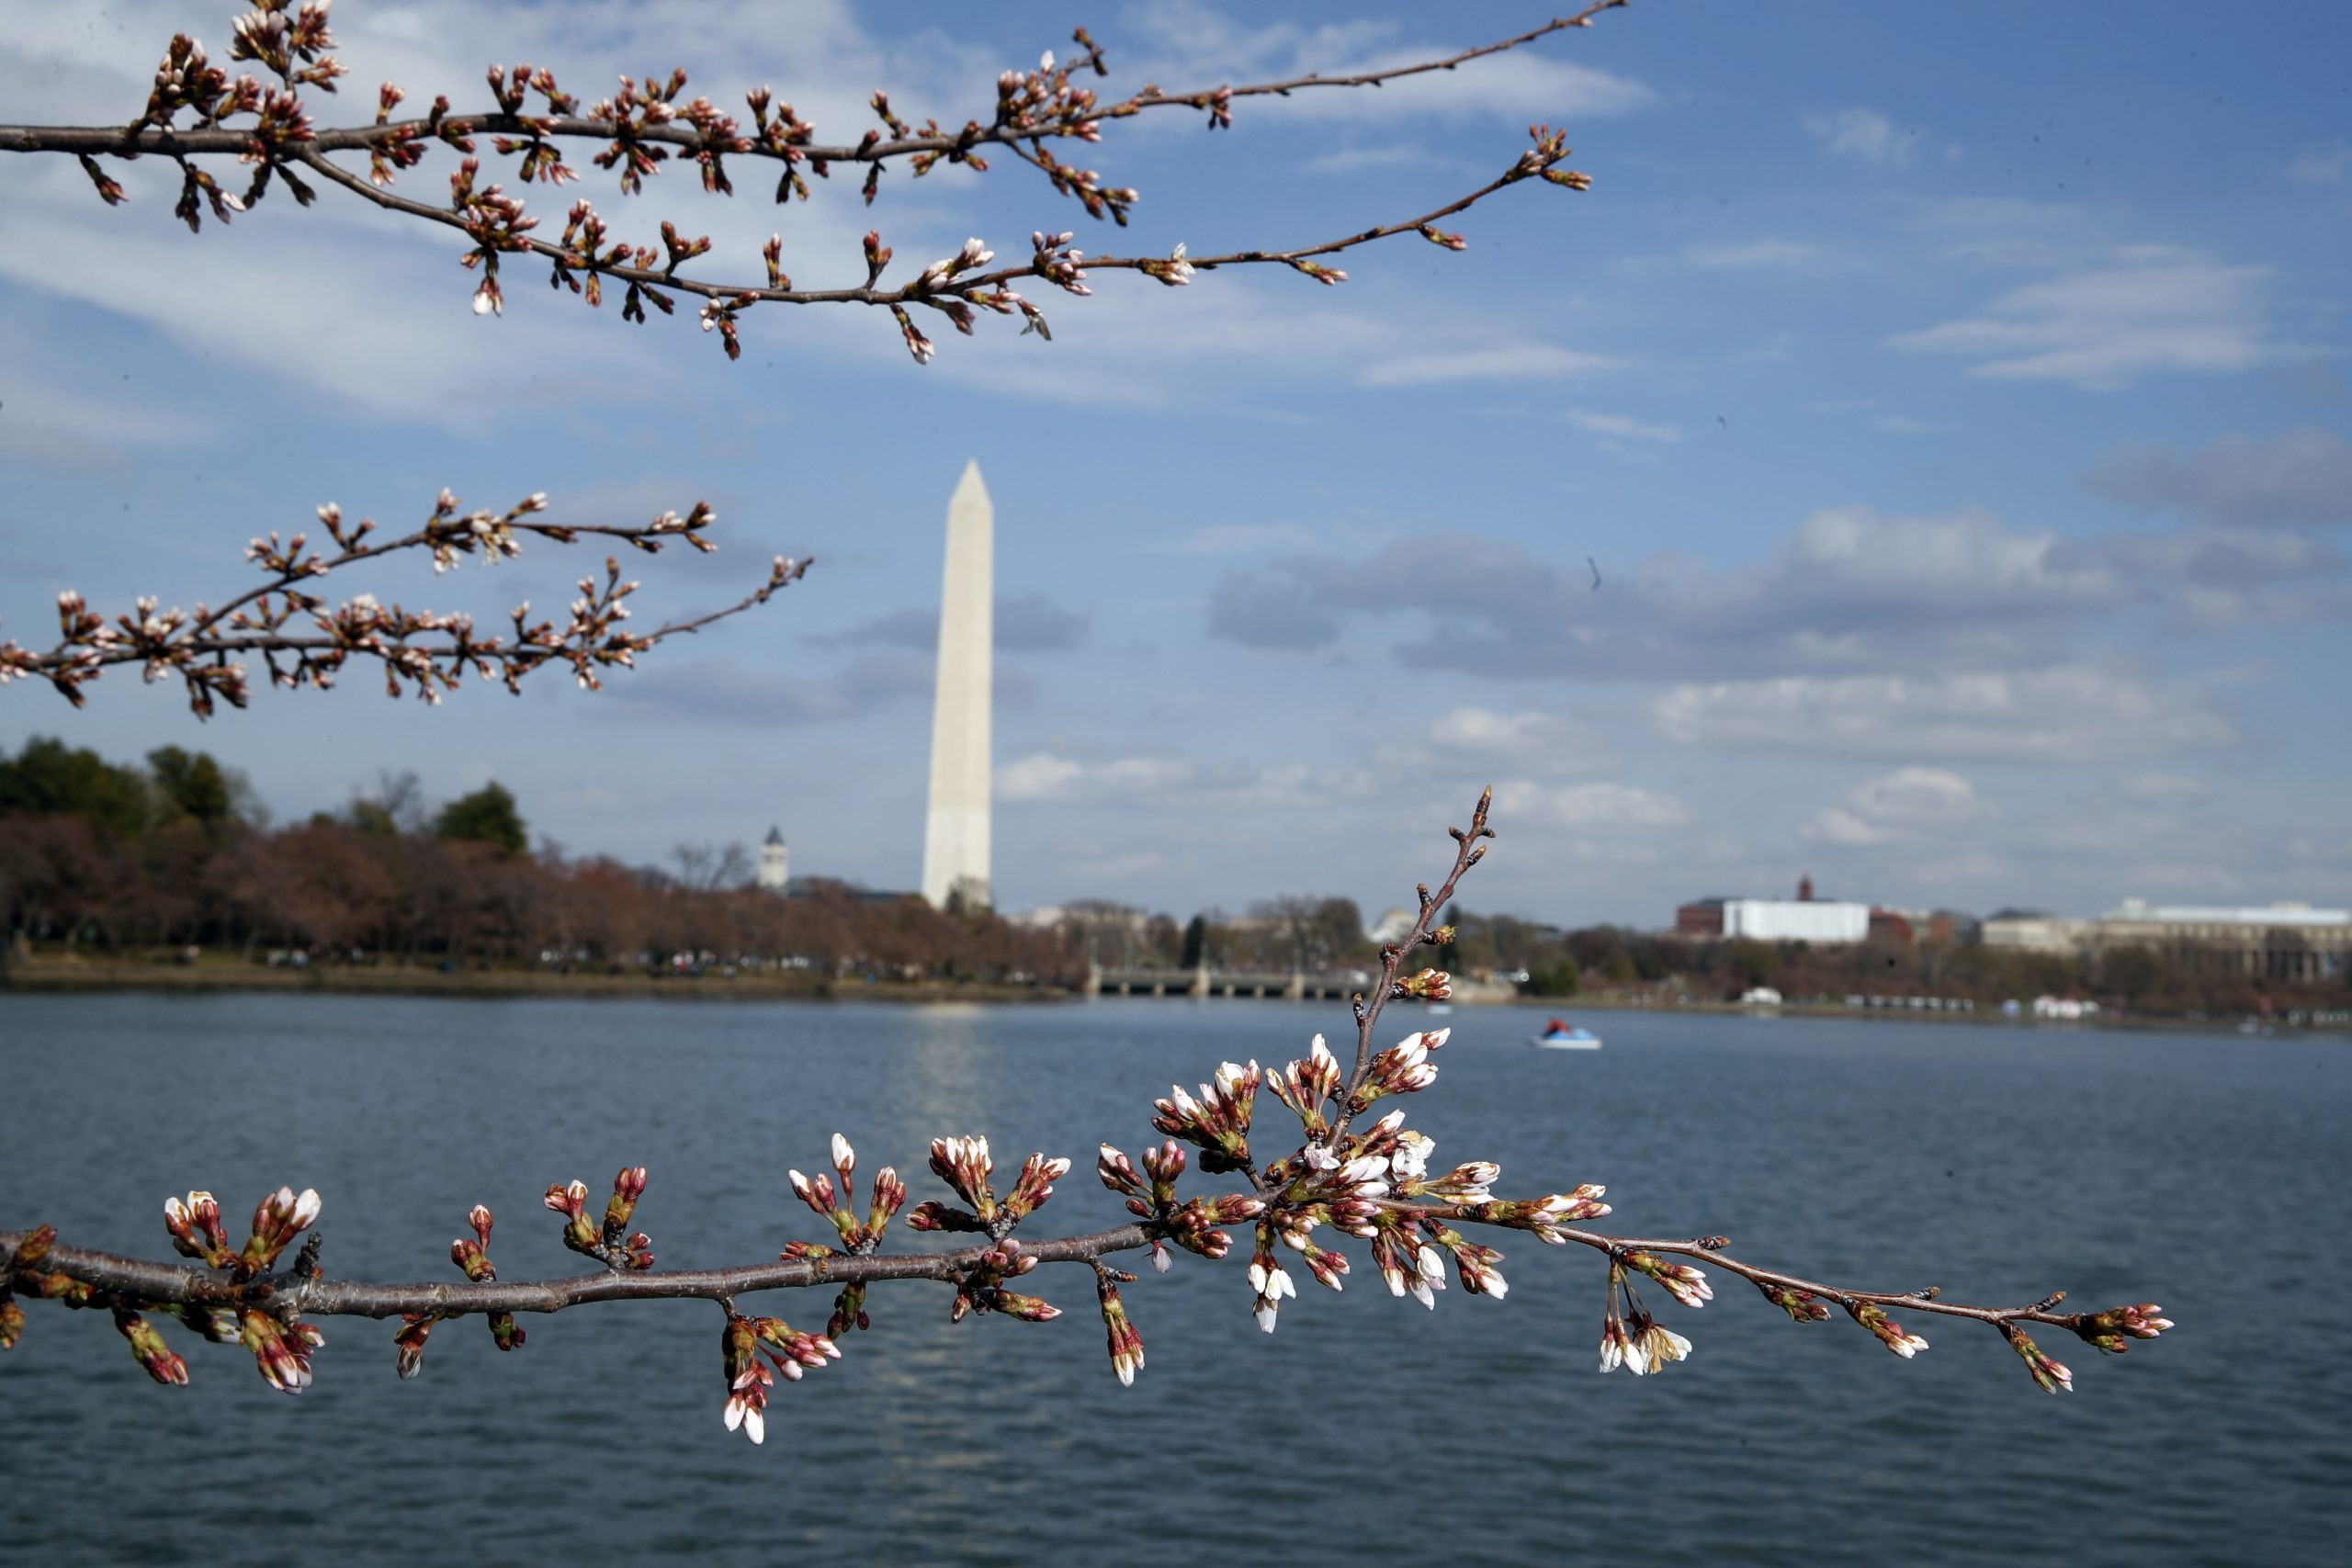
[0,794,2174,1439]
[0,487,808,716]
[0,1,1615,360]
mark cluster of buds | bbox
[112,1306,190,1386]
[2000,1323,2074,1394]
[1266,1032,1342,1147]
[1094,1269,1145,1387]
[951,1239,1059,1325]
[1599,1261,1693,1376]
[136,33,237,130]
[1138,242,1193,288]
[1753,1278,1834,1323]
[914,235,995,293]
[720,1313,841,1445]
[6,1226,95,1312]
[164,1184,321,1281]
[544,1167,654,1270]
[241,1307,324,1393]
[908,1136,1069,1239]
[1390,1134,1518,1212]
[2071,1303,2173,1356]
[784,1135,909,1337]
[786,1134,907,1255]
[230,2,345,90]
[1030,148,1138,225]
[1393,967,1453,1003]
[1844,1300,1930,1359]
[1150,1059,1259,1173]
[1029,230,1091,298]
[1351,1027,1448,1111]
[1246,1221,1297,1332]
[1369,1215,1450,1308]
[1420,1219,1510,1300]
[397,1203,526,1377]
[992,33,1108,136]
[1507,123,1591,191]
[1623,1250,1714,1310]
[588,69,693,194]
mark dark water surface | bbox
[1,993,2345,1566]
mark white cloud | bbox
[1891,245,2271,389]
[997,751,1323,808]
[1803,767,1996,847]
[1653,664,2238,761]
[1567,408,1681,446]
[1806,107,1918,165]
[1303,145,1456,176]
[1495,779,1692,830]
[1359,344,1621,388]
[1417,706,1617,776]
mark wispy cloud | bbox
[1679,239,1849,276]
[1803,767,1997,847]
[997,750,1325,808]
[1360,344,1621,388]
[1653,664,2237,762]
[1567,408,1681,448]
[2286,145,2352,185]
[1806,107,1920,165]
[1890,244,2271,389]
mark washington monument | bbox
[922,460,991,909]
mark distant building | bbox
[757,827,789,894]
[1675,897,1728,937]
[1982,909,2086,954]
[1367,908,1418,945]
[2087,899,2350,982]
[1724,897,1871,943]
[1676,875,1870,943]
[1983,900,2351,981]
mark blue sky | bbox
[3,1,2346,926]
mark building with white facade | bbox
[2086,900,2350,982]
[757,827,789,894]
[1718,897,1871,943]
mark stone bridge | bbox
[1085,965,1366,1001]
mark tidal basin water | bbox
[2,993,2345,1567]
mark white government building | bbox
[1984,900,2351,981]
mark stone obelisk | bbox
[922,460,992,909]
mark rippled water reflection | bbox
[2,993,2345,1565]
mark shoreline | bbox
[3,959,2341,1036]
[0,959,1069,1006]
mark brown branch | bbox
[0,800,2170,1416]
[0,489,809,716]
[0,5,1617,358]
[0,1224,1155,1319]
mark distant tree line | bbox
[1054,889,2347,1019]
[0,738,1080,985]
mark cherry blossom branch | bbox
[0,488,809,716]
[0,1,1615,360]
[1,795,2173,1433]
